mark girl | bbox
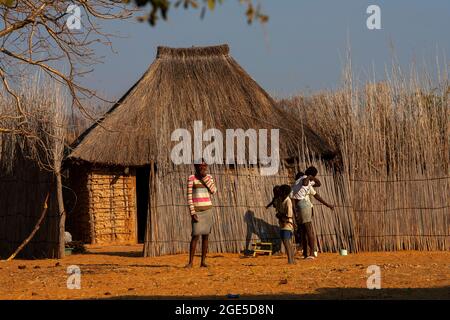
[294,176,334,259]
[273,184,296,264]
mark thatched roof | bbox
[68,44,332,167]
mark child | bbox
[265,185,281,209]
[291,167,323,254]
[293,175,334,259]
[186,160,217,268]
[273,184,296,264]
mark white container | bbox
[313,251,318,257]
[339,249,348,256]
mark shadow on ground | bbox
[90,287,450,300]
[86,251,144,258]
[84,251,228,259]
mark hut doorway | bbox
[136,166,150,243]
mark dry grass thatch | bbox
[0,77,67,259]
[145,59,449,255]
[68,44,333,167]
[65,45,449,256]
[279,64,449,252]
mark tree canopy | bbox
[121,0,268,25]
[0,0,267,138]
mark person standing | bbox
[291,167,321,251]
[298,166,322,220]
[186,160,217,268]
[292,167,322,196]
[265,185,281,209]
[292,174,334,259]
[274,184,296,264]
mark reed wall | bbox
[0,154,59,259]
[143,161,448,257]
[144,165,294,257]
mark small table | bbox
[252,241,273,257]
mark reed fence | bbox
[143,161,449,256]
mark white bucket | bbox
[339,249,348,256]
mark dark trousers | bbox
[300,222,315,257]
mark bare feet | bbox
[185,263,193,268]
[200,262,208,268]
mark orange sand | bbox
[0,245,448,300]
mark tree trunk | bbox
[56,169,66,258]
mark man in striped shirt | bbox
[186,160,217,268]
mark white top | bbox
[291,175,317,207]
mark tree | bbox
[0,1,267,133]
[123,0,268,26]
[0,1,135,129]
[0,1,134,259]
[0,0,266,258]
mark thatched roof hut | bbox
[66,44,333,256]
[69,44,330,166]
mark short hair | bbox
[278,184,292,199]
[273,185,281,196]
[194,158,207,169]
[295,172,304,180]
[305,166,318,177]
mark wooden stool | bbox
[252,241,273,257]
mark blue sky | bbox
[81,0,450,99]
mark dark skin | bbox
[308,176,321,187]
[266,186,280,209]
[186,234,209,268]
[292,172,322,209]
[293,176,333,217]
[293,171,330,254]
[303,176,334,210]
[186,163,210,268]
[313,194,334,210]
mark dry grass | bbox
[68,44,331,167]
[0,77,67,259]
[2,48,448,259]
[280,61,449,252]
[66,52,449,255]
[141,59,449,255]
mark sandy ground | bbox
[0,245,449,300]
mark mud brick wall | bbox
[88,168,136,244]
[67,166,137,245]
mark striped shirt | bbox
[187,174,217,215]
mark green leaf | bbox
[0,0,15,7]
[207,0,215,11]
